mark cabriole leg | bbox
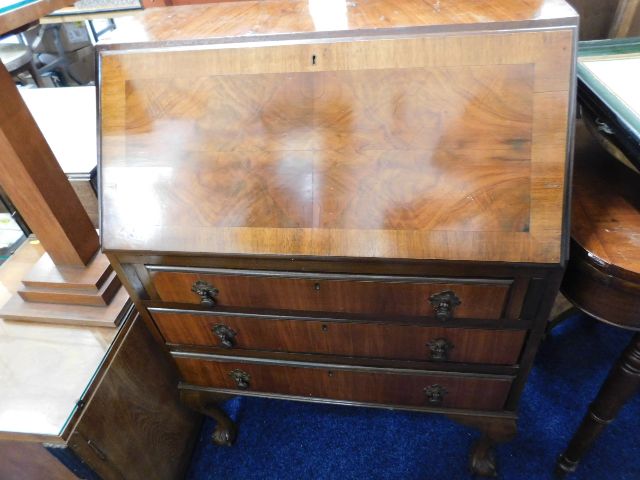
[180,389,238,446]
[447,414,517,477]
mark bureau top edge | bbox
[96,0,578,52]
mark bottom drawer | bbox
[174,354,513,411]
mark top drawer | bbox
[146,267,512,321]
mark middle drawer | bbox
[150,309,526,365]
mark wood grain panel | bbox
[118,64,532,231]
[98,0,577,49]
[152,310,526,365]
[0,240,117,439]
[123,65,533,152]
[0,441,75,480]
[100,27,574,264]
[569,121,640,281]
[0,0,73,35]
[174,355,513,411]
[562,250,640,330]
[149,269,510,319]
[101,30,567,80]
[559,121,640,330]
[0,63,98,266]
[69,316,200,480]
[18,271,121,306]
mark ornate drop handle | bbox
[424,384,447,405]
[426,337,454,361]
[191,280,219,306]
[229,369,251,390]
[428,290,461,321]
[212,324,236,349]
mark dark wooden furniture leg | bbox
[180,389,238,446]
[556,333,640,475]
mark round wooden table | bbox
[555,120,640,475]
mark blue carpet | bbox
[187,314,640,479]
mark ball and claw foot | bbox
[211,421,237,446]
[180,390,238,447]
[470,436,498,477]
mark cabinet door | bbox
[68,316,200,480]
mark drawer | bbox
[147,267,512,320]
[174,354,513,411]
[152,309,526,365]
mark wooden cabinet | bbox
[65,314,200,480]
[0,309,200,480]
[98,0,577,475]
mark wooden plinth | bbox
[16,251,122,307]
[21,248,112,290]
[0,288,128,327]
[0,241,127,327]
[18,271,121,306]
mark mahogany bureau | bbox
[97,1,577,475]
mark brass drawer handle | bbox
[429,290,461,321]
[212,324,236,349]
[191,280,219,306]
[426,337,454,361]
[229,369,251,390]
[424,384,447,405]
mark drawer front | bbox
[174,356,512,411]
[148,268,511,320]
[152,310,526,365]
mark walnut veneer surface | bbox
[99,1,577,475]
[100,0,575,264]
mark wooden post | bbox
[0,63,126,327]
[0,62,99,266]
